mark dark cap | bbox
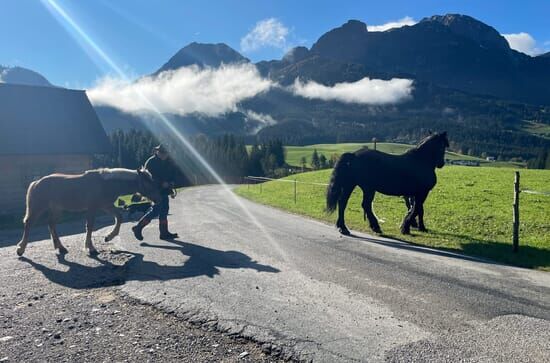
[153,144,168,154]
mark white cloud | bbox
[87,64,273,117]
[244,110,278,134]
[240,18,289,52]
[502,32,547,56]
[291,77,414,105]
[367,16,416,32]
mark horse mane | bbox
[405,133,447,156]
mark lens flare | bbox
[41,0,289,262]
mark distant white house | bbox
[486,156,496,162]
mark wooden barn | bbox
[0,83,111,214]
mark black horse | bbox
[326,132,449,235]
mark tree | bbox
[528,148,549,169]
[319,154,327,169]
[328,154,339,168]
[300,156,307,171]
[311,149,320,170]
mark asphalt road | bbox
[5,185,550,362]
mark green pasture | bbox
[272,143,521,168]
[235,166,550,270]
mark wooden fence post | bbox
[513,171,520,253]
[260,182,262,194]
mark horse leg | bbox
[104,206,122,242]
[404,196,418,228]
[85,210,98,255]
[401,193,427,235]
[336,184,355,236]
[416,196,428,232]
[16,209,44,257]
[361,187,381,233]
[48,212,67,254]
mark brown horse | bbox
[16,168,161,257]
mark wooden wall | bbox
[0,154,93,214]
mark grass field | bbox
[235,166,550,270]
[281,143,523,168]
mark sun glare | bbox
[41,0,288,262]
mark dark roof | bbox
[0,83,111,155]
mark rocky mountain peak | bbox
[420,14,509,51]
[155,42,249,74]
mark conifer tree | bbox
[311,149,320,170]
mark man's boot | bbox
[132,218,150,241]
[159,219,178,240]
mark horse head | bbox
[435,131,449,168]
[136,168,162,203]
[417,131,449,168]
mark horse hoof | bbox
[339,227,351,236]
[372,226,382,234]
[105,235,113,242]
[16,246,25,256]
[418,227,428,233]
[401,228,411,235]
[88,249,99,256]
[58,247,68,255]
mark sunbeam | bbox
[41,0,289,263]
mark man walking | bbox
[132,144,179,241]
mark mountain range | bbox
[2,14,550,160]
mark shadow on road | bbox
[347,233,495,264]
[18,253,127,289]
[347,229,550,270]
[19,239,280,289]
[137,239,280,279]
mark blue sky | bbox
[1,0,549,88]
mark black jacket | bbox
[144,155,176,194]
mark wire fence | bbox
[521,189,550,196]
[245,176,329,186]
[244,176,329,204]
[246,172,549,254]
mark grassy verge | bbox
[235,166,550,271]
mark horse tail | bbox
[326,152,355,213]
[23,180,39,224]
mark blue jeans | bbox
[141,194,169,221]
